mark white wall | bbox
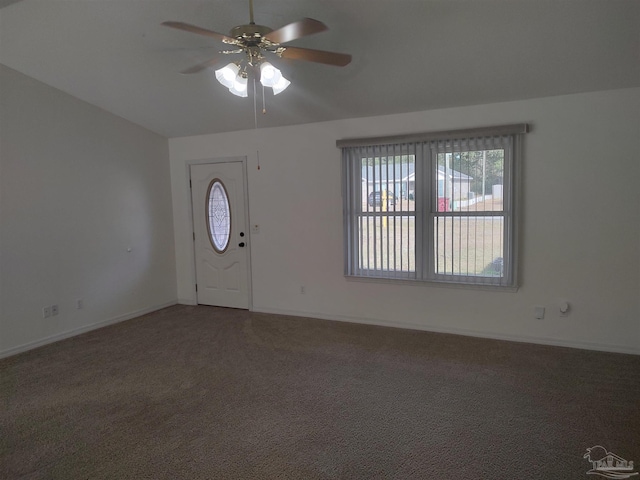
[169,88,640,354]
[0,65,177,357]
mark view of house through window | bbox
[360,153,416,274]
[341,126,525,287]
[434,149,505,278]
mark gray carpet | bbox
[1,305,639,479]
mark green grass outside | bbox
[357,216,504,277]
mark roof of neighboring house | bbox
[362,163,414,183]
[402,168,473,182]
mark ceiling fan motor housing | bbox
[230,24,274,45]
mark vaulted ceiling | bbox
[1,0,638,138]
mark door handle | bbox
[239,242,245,247]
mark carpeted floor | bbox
[1,305,639,479]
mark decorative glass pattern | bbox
[207,180,231,253]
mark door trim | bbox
[186,157,252,310]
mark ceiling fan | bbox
[162,0,352,96]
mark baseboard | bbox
[5,302,636,359]
[252,306,640,356]
[178,298,198,306]
[0,300,178,359]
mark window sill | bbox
[344,274,519,292]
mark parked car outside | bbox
[368,190,397,207]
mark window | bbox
[206,179,231,253]
[339,124,527,288]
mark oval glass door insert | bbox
[206,179,231,253]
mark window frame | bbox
[339,124,527,290]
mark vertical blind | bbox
[344,142,420,279]
[341,125,526,288]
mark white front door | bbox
[190,161,250,309]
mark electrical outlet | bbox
[42,306,51,318]
[76,299,83,309]
[51,305,59,316]
[534,306,545,320]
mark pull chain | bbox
[262,84,267,114]
[253,79,261,170]
[253,78,258,130]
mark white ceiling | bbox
[1,0,638,138]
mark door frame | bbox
[186,156,253,310]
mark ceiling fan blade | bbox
[179,56,222,74]
[161,21,237,45]
[279,46,352,67]
[264,18,328,45]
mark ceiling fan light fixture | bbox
[163,12,351,102]
[259,62,282,88]
[271,76,291,95]
[215,63,240,89]
[228,75,248,97]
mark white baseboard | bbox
[5,302,636,359]
[0,300,178,359]
[177,298,198,306]
[252,306,640,356]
